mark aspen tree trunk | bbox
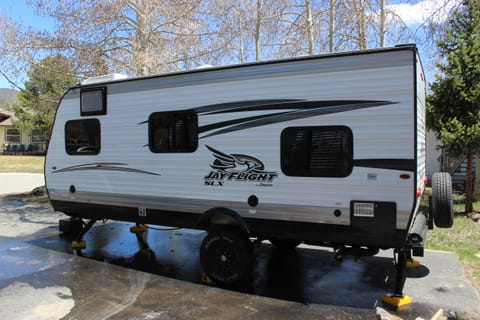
[132,0,149,76]
[353,0,367,49]
[380,0,386,47]
[329,0,335,53]
[255,0,262,61]
[305,0,314,55]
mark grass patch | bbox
[0,155,45,173]
[422,187,480,292]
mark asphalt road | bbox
[0,174,479,319]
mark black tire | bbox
[431,172,454,228]
[269,238,302,250]
[200,228,253,285]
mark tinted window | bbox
[65,119,101,155]
[281,126,353,177]
[149,110,197,153]
[81,87,106,116]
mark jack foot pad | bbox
[406,259,421,268]
[201,273,215,285]
[381,294,412,309]
[72,240,86,250]
[130,225,147,234]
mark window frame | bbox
[80,87,107,116]
[280,125,353,178]
[5,128,21,144]
[148,110,198,153]
[31,130,45,143]
[65,118,101,156]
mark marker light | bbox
[417,187,422,198]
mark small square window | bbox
[81,87,106,116]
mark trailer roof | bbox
[75,44,419,89]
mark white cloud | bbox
[387,0,461,25]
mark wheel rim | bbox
[211,240,239,274]
[200,231,252,284]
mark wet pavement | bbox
[0,195,480,319]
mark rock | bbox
[375,306,403,320]
[30,185,46,197]
[470,213,480,222]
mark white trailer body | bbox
[46,45,430,256]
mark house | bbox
[0,107,46,154]
[426,129,476,192]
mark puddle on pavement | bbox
[10,201,24,207]
[25,222,402,309]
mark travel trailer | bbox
[45,44,453,305]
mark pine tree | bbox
[13,55,77,146]
[427,1,480,213]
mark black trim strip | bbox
[194,99,302,114]
[200,99,386,114]
[200,100,397,139]
[52,163,160,176]
[198,111,289,133]
[353,159,415,171]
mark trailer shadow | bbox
[27,222,430,310]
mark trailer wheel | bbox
[269,238,301,250]
[200,228,253,285]
[431,172,454,228]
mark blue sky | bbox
[0,1,52,31]
[0,1,54,89]
[0,0,459,89]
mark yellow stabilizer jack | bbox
[72,240,86,250]
[201,273,215,285]
[406,259,421,268]
[130,224,147,234]
[381,294,412,308]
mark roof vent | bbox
[195,64,214,69]
[81,73,128,85]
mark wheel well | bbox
[195,207,250,235]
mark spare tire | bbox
[431,172,454,228]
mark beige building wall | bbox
[1,126,45,152]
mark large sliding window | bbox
[281,126,353,177]
[149,110,198,153]
[65,119,101,155]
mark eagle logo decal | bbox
[204,145,278,186]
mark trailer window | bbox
[149,110,197,153]
[65,119,101,155]
[281,126,353,177]
[81,87,106,116]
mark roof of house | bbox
[0,107,16,126]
